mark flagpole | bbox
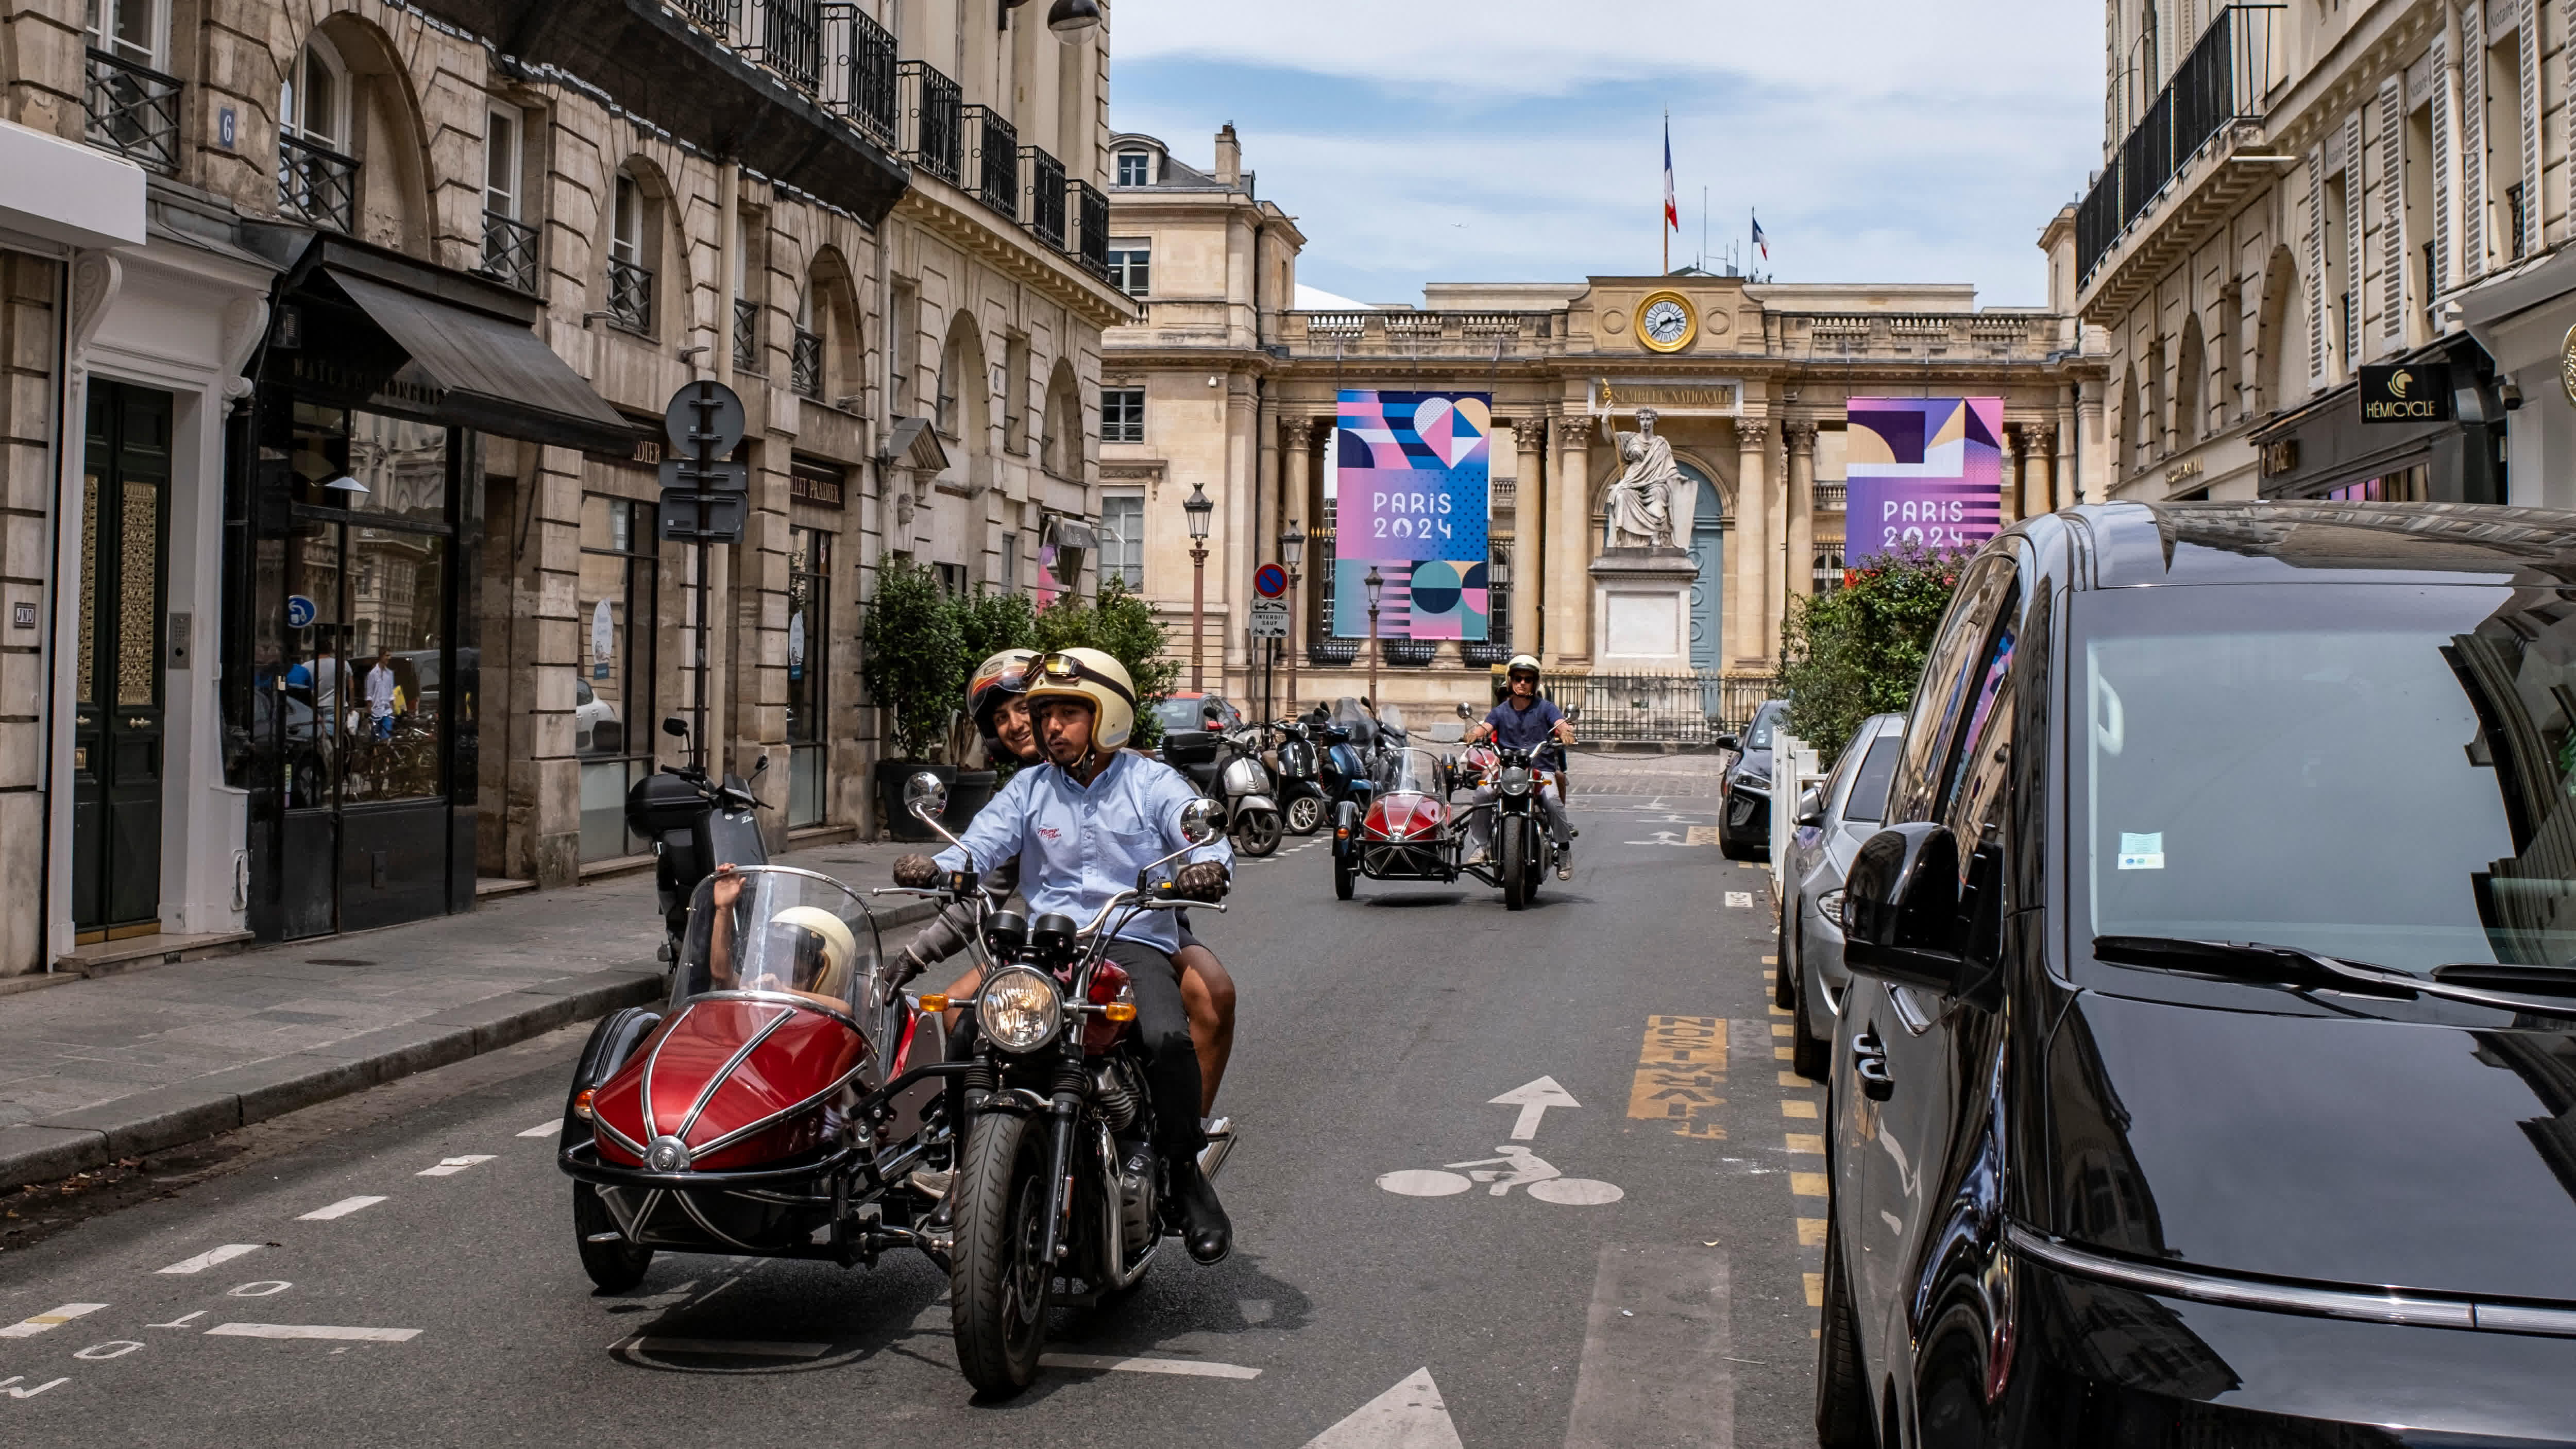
[1662,111,1670,276]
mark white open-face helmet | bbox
[1027,647,1138,751]
[1505,654,1542,686]
[764,906,857,1000]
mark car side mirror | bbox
[1714,733,1739,753]
[1795,786,1825,828]
[1843,823,1968,993]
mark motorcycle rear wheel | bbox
[1500,819,1530,911]
[1234,808,1283,857]
[950,1112,1053,1395]
[572,1182,653,1292]
[1285,795,1324,836]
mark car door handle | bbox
[1854,1032,1894,1102]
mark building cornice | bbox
[892,181,1138,331]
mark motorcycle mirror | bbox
[1455,701,1473,719]
[752,754,769,777]
[663,715,689,739]
[904,771,950,822]
[1178,797,1224,846]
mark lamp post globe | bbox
[1046,0,1103,33]
[1184,482,1213,692]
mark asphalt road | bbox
[0,755,1825,1447]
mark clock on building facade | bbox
[1635,289,1696,353]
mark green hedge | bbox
[1777,544,1969,759]
[859,568,1176,760]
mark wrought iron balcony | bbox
[1072,179,1110,280]
[1022,146,1066,249]
[742,0,820,92]
[1382,640,1438,669]
[677,0,736,36]
[733,296,761,372]
[607,258,654,333]
[792,328,823,399]
[821,4,897,151]
[901,61,962,185]
[278,134,359,231]
[963,104,1018,218]
[2076,4,2283,287]
[479,210,540,292]
[84,47,179,173]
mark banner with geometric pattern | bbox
[1333,389,1490,640]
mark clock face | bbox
[1638,295,1693,352]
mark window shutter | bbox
[2380,76,2406,340]
[2432,25,2454,289]
[2519,0,2543,255]
[2343,111,2365,362]
[2307,144,2330,386]
[2461,1,2486,280]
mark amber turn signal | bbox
[919,993,950,1012]
[1103,1002,1137,1023]
[572,1088,595,1120]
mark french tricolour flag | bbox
[1663,117,1679,233]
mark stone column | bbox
[2072,383,2102,504]
[1549,414,1594,668]
[2000,425,2025,524]
[1511,419,1544,657]
[1784,421,1818,605]
[1730,418,1770,669]
[1280,417,1311,712]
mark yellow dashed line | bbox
[1770,1022,1794,1036]
[1776,1070,1808,1087]
[1790,1172,1828,1196]
[1773,1046,1795,1060]
[1760,956,1778,965]
[1780,1100,1818,1119]
[1768,1005,1791,1017]
[1785,1133,1824,1154]
[1803,1273,1824,1307]
[1797,1218,1826,1246]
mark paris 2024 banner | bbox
[1334,390,1492,640]
[1843,397,2004,558]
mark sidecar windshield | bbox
[1375,747,1448,797]
[672,866,882,1018]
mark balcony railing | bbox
[743,0,820,92]
[792,328,823,398]
[677,0,736,37]
[1570,673,1777,743]
[607,258,654,333]
[1072,179,1110,280]
[278,134,359,231]
[2076,4,2283,286]
[479,210,539,292]
[1811,481,1847,513]
[733,296,760,372]
[963,105,1018,217]
[901,61,962,184]
[1022,145,1066,249]
[84,47,179,173]
[821,4,897,150]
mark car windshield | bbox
[2077,582,2576,979]
[1155,698,1213,731]
[672,866,883,1017]
[1841,736,1902,825]
[1376,747,1447,796]
[1745,704,1783,750]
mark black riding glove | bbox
[1173,861,1230,902]
[892,854,940,888]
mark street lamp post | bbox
[1184,481,1213,693]
[1364,564,1384,706]
[1279,521,1305,717]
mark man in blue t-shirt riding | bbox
[1463,654,1578,879]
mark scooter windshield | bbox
[672,866,883,1019]
[1376,747,1449,798]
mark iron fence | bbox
[747,0,820,92]
[677,0,736,36]
[964,105,1018,217]
[85,47,179,172]
[733,296,760,372]
[1567,673,1779,744]
[278,134,358,231]
[607,258,654,333]
[2075,5,2282,285]
[901,62,962,184]
[1072,179,1110,279]
[821,4,898,150]
[792,327,823,398]
[479,211,539,292]
[1023,145,1066,249]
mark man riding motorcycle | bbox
[892,647,1236,1263]
[897,649,1241,1114]
[1463,654,1578,880]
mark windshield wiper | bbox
[2093,936,2576,1016]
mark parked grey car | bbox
[1775,712,1906,1080]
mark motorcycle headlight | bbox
[1500,767,1532,797]
[979,966,1063,1053]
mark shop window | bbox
[787,526,829,829]
[1099,492,1143,588]
[2320,466,2427,503]
[578,494,659,861]
[1102,387,1143,444]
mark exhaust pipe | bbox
[1196,1115,1234,1180]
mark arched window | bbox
[279,36,354,228]
[605,165,660,335]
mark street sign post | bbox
[658,379,747,767]
[1254,563,1288,599]
[1249,599,1290,638]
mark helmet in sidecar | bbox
[761,906,857,1000]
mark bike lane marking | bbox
[204,1323,419,1343]
[157,1244,265,1275]
[1562,1244,1733,1449]
[296,1195,386,1221]
[416,1154,496,1177]
[1625,1015,1725,1139]
[517,1121,561,1138]
[1377,1075,1624,1203]
[0,1304,105,1338]
[1037,1352,1260,1380]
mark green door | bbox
[71,382,172,939]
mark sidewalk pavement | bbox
[0,834,935,1191]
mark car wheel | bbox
[1791,947,1829,1082]
[1815,1208,1873,1447]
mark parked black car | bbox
[1717,697,1787,859]
[1819,501,2576,1447]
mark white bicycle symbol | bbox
[1376,1145,1623,1205]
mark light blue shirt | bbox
[935,750,1230,954]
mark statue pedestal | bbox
[1589,548,1700,672]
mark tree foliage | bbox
[1777,543,1969,758]
[859,558,969,761]
[1032,577,1179,752]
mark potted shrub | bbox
[1035,577,1179,753]
[861,558,970,840]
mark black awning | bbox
[326,269,636,454]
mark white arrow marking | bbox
[1489,1075,1580,1140]
[416,1154,495,1177]
[1300,1368,1465,1449]
[159,1244,263,1275]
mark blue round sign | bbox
[285,594,318,630]
[1254,564,1289,599]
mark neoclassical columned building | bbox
[1104,128,2108,718]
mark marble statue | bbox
[1600,407,1685,550]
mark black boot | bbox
[1166,1156,1232,1265]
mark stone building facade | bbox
[1105,128,2103,721]
[0,0,1126,970]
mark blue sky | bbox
[1110,1,2102,309]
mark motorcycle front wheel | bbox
[1285,795,1324,836]
[1500,817,1530,911]
[951,1112,1053,1395]
[1233,808,1283,857]
[573,1182,653,1292]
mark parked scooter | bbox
[624,715,769,968]
[1270,718,1329,836]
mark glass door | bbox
[71,382,172,940]
[786,526,828,828]
[578,495,658,860]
